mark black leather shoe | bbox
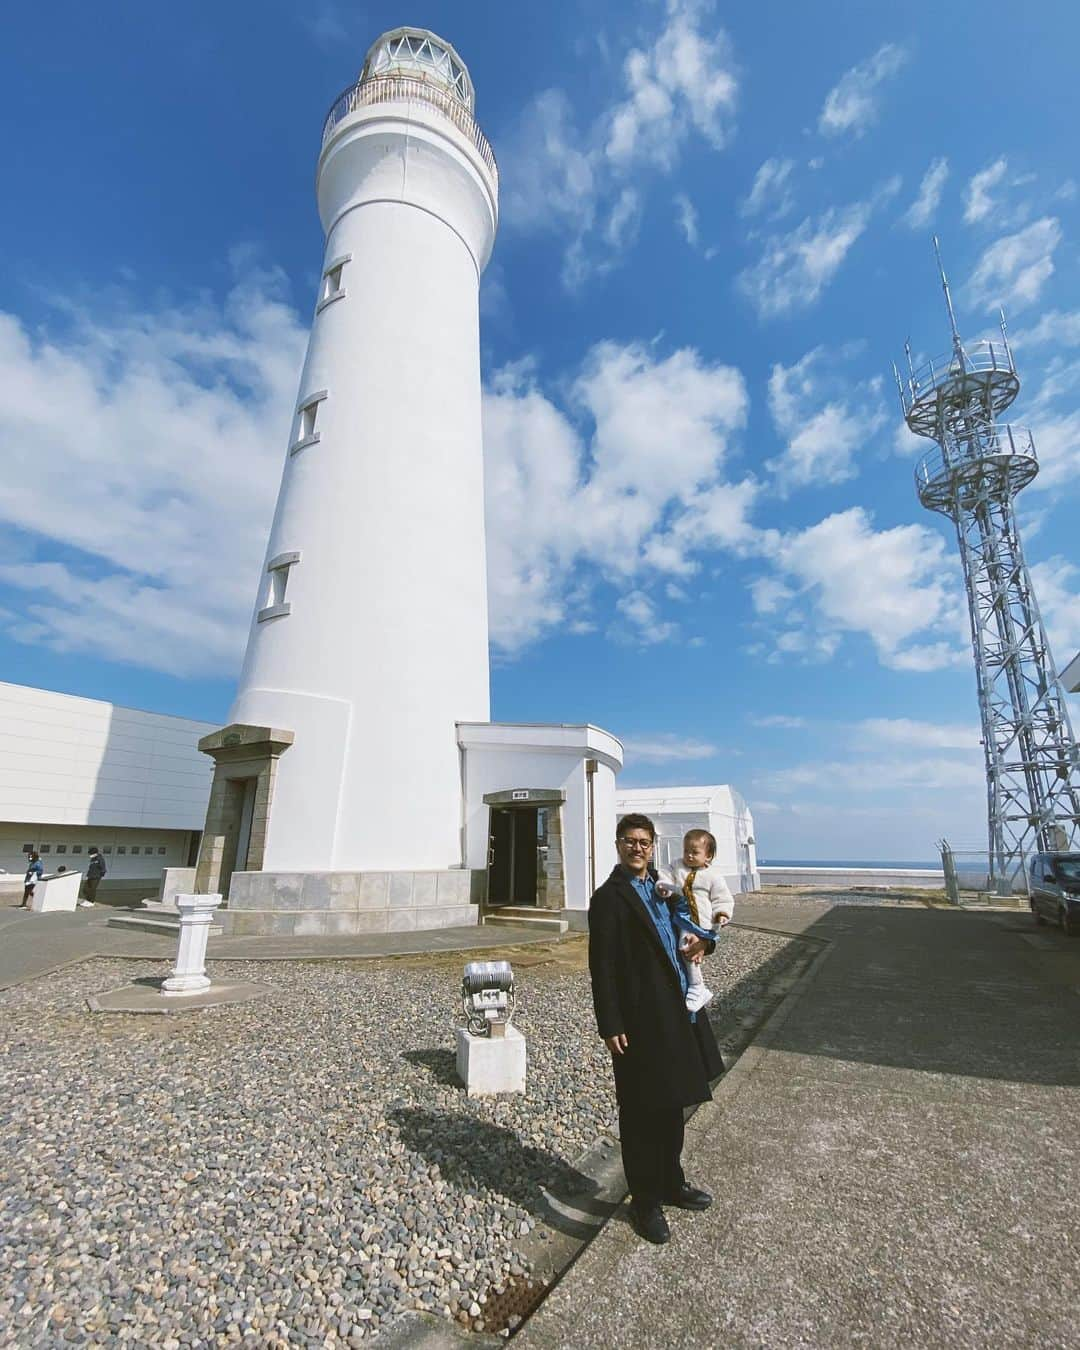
[629,1202,671,1244]
[664,1183,713,1211]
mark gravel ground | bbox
[0,927,795,1347]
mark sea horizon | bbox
[759,858,948,870]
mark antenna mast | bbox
[897,239,1080,891]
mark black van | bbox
[1028,853,1080,935]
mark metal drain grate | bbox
[475,1274,549,1335]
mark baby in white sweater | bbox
[657,829,735,1013]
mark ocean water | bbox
[759,858,945,870]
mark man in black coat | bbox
[588,812,725,1244]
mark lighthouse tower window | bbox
[317,254,351,313]
[290,390,328,456]
[257,551,301,623]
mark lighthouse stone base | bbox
[219,868,484,937]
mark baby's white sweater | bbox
[658,859,735,929]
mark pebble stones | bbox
[0,928,793,1343]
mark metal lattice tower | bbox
[894,240,1080,891]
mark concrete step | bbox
[106,913,224,938]
[482,909,569,935]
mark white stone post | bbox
[455,1025,527,1097]
[161,894,222,997]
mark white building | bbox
[0,681,214,896]
[221,27,495,878]
[615,785,759,896]
[193,29,627,937]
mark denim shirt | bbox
[628,870,689,999]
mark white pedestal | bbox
[161,893,222,997]
[30,871,83,913]
[455,1025,526,1097]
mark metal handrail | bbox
[915,423,1038,492]
[900,340,1016,413]
[321,74,497,182]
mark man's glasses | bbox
[620,838,653,852]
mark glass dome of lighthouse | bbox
[361,28,475,111]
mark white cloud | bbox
[1012,309,1080,348]
[903,157,949,229]
[1026,404,1080,494]
[748,577,794,615]
[749,714,806,729]
[642,480,760,576]
[893,419,926,457]
[1029,557,1080,661]
[967,218,1061,312]
[740,158,795,221]
[818,43,908,138]
[605,187,642,251]
[766,347,886,488]
[963,157,1008,224]
[502,0,737,286]
[998,350,1080,494]
[754,507,966,671]
[673,192,699,246]
[738,183,899,317]
[606,0,738,168]
[482,341,750,651]
[0,263,306,675]
[762,753,981,796]
[614,590,678,644]
[500,89,596,235]
[622,732,718,763]
[855,718,981,751]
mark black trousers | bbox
[618,1102,686,1208]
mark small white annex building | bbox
[0,681,215,898]
[615,785,759,896]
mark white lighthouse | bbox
[194,29,623,935]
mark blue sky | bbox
[2,0,1079,859]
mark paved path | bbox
[521,897,1080,1348]
[0,902,564,991]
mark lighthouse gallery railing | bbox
[321,74,498,183]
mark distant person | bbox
[80,847,107,908]
[656,829,736,1012]
[588,813,724,1246]
[21,852,43,907]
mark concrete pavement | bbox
[520,896,1080,1348]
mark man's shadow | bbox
[390,1104,607,1239]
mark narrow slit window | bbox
[290,390,328,455]
[317,253,351,312]
[324,264,344,300]
[258,550,301,622]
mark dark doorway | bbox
[487,806,541,907]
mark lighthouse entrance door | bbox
[487,807,539,908]
[483,788,567,910]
